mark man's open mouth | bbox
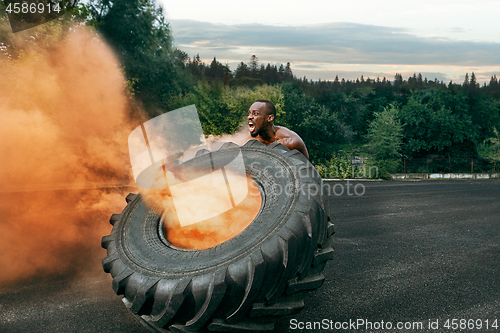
[248,121,255,133]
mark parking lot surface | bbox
[1,180,499,332]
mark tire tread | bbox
[101,141,333,332]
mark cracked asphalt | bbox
[1,180,499,333]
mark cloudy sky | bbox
[159,0,499,84]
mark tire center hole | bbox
[152,175,263,250]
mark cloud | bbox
[170,20,500,67]
[448,27,468,34]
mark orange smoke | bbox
[0,22,261,286]
[141,173,262,250]
[0,26,141,286]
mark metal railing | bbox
[399,158,497,174]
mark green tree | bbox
[284,62,292,78]
[281,83,354,163]
[476,128,500,170]
[394,73,403,87]
[168,83,283,136]
[204,57,227,82]
[186,54,205,79]
[417,73,423,87]
[365,104,403,160]
[470,72,478,90]
[365,104,403,177]
[249,55,259,78]
[463,72,470,87]
[85,0,189,114]
[335,89,370,138]
[399,90,477,157]
[235,61,250,79]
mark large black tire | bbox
[101,140,334,332]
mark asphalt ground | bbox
[1,180,499,333]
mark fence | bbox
[398,158,497,174]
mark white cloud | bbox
[160,0,500,43]
[171,21,499,65]
[170,20,500,83]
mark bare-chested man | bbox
[246,100,309,159]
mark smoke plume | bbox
[0,23,264,286]
[0,26,142,286]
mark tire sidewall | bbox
[114,145,321,279]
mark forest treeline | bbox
[1,0,499,176]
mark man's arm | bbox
[276,130,309,159]
[286,136,309,159]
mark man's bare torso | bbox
[246,126,309,159]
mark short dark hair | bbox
[256,99,276,118]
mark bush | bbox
[369,159,400,179]
[315,154,368,179]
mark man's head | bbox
[248,100,275,138]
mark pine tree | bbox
[488,75,499,97]
[235,61,250,79]
[249,55,259,78]
[470,72,478,89]
[490,75,498,87]
[205,57,226,82]
[409,73,417,87]
[223,63,231,85]
[278,64,285,81]
[284,62,292,78]
[394,73,403,87]
[187,54,204,78]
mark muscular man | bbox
[246,100,309,159]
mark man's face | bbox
[248,102,271,137]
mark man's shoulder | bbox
[243,125,309,159]
[275,126,302,142]
[274,126,309,158]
